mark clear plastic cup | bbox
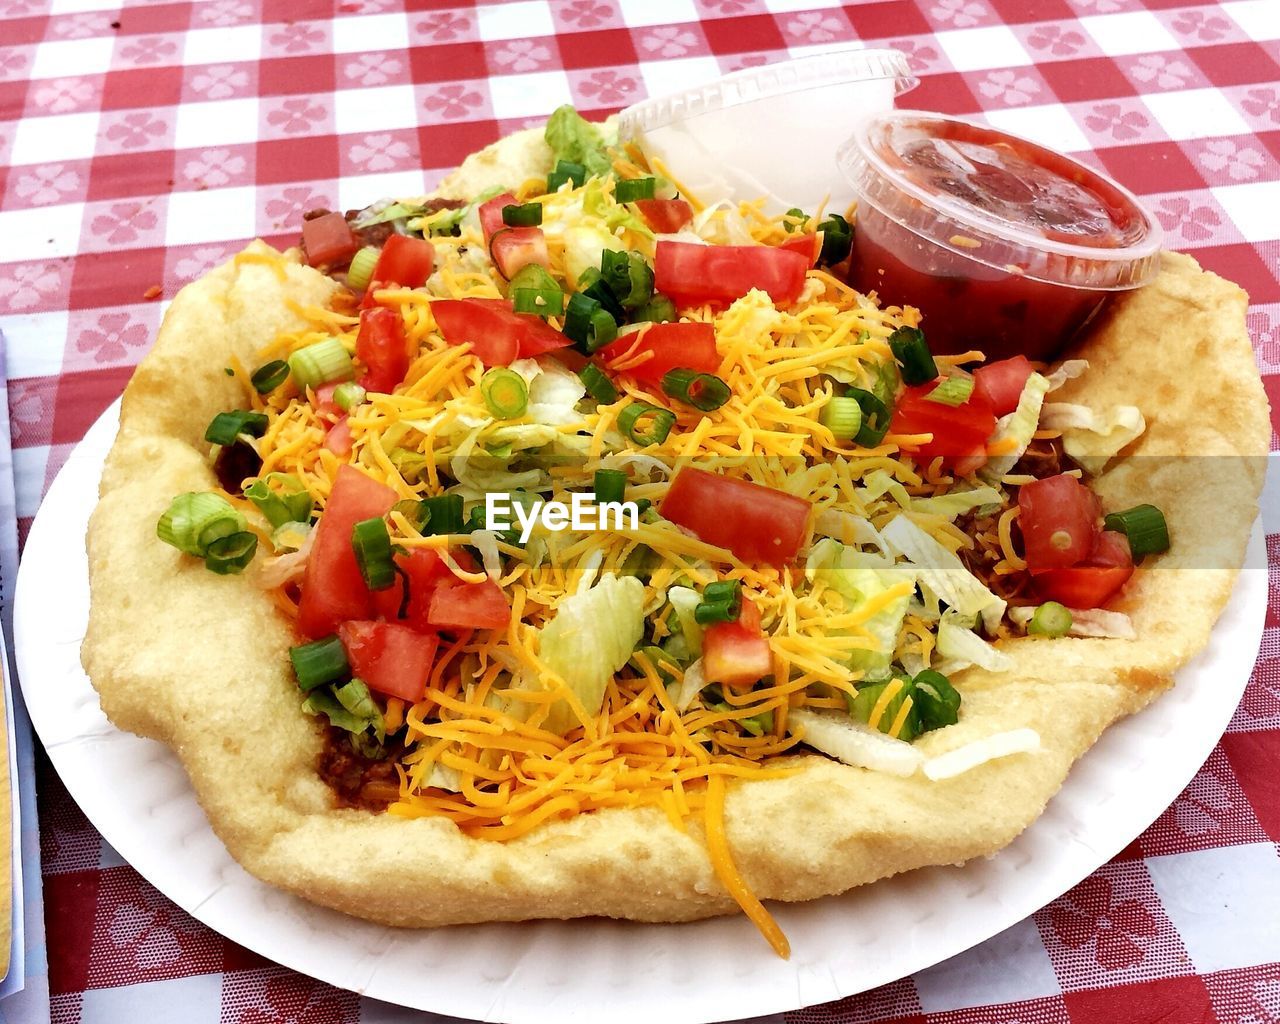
[837,110,1163,360]
[617,49,917,216]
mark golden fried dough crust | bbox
[82,129,1268,927]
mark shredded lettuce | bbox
[450,426,545,495]
[1044,359,1088,391]
[665,586,704,659]
[788,709,923,777]
[807,538,911,680]
[1040,402,1145,474]
[303,678,386,756]
[812,509,888,556]
[581,177,654,240]
[861,469,912,509]
[545,104,613,180]
[936,611,1013,672]
[524,356,588,426]
[981,371,1051,482]
[539,573,645,733]
[881,516,1006,633]
[562,222,624,289]
[910,485,1003,520]
[350,199,421,230]
[1009,605,1135,639]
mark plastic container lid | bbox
[837,109,1162,291]
[617,49,917,215]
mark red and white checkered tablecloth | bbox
[3,0,1279,1021]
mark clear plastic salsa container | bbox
[618,49,917,216]
[837,110,1163,360]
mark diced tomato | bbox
[312,382,341,420]
[489,226,549,280]
[635,198,693,234]
[355,306,409,393]
[655,240,809,308]
[890,382,997,465]
[599,321,719,386]
[478,192,518,243]
[428,576,511,631]
[660,468,811,569]
[973,355,1035,416]
[297,466,397,639]
[432,297,570,366]
[370,547,452,632]
[371,234,435,288]
[302,212,359,268]
[703,598,772,688]
[338,621,439,703]
[323,418,352,456]
[1035,531,1134,609]
[779,232,821,267]
[1018,473,1101,574]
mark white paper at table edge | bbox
[0,322,25,997]
[13,399,1267,1024]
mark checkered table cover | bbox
[3,0,1280,1021]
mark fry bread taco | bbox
[82,108,1269,957]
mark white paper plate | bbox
[15,400,1267,1024]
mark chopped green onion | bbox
[290,635,350,692]
[289,337,354,389]
[817,213,852,265]
[848,676,920,741]
[911,669,961,732]
[346,245,381,291]
[844,387,891,447]
[618,402,675,446]
[501,202,542,227]
[251,359,290,394]
[924,376,974,407]
[351,517,395,590]
[333,381,366,412]
[600,249,654,310]
[784,207,809,232]
[661,367,730,412]
[577,267,626,320]
[205,530,258,574]
[1103,504,1170,559]
[420,493,465,535]
[156,492,245,557]
[633,293,677,323]
[695,579,742,625]
[1028,601,1073,638]
[244,473,313,528]
[578,362,618,404]
[547,159,586,192]
[563,292,618,353]
[819,395,863,441]
[204,410,268,446]
[888,326,937,385]
[615,177,656,202]
[593,468,627,504]
[480,367,529,419]
[508,263,564,317]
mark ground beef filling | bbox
[958,436,1070,619]
[317,728,404,812]
[300,199,468,262]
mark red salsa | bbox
[843,114,1160,360]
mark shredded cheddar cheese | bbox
[216,159,1057,958]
